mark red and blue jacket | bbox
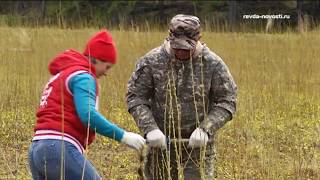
[33,49,124,153]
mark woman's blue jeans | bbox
[28,139,101,180]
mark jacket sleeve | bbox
[126,58,159,135]
[70,73,125,141]
[200,57,238,136]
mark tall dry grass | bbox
[0,27,319,179]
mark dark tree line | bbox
[0,1,319,31]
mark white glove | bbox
[188,128,209,148]
[121,131,146,151]
[146,129,166,149]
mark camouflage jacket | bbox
[126,40,237,138]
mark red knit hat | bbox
[83,30,117,64]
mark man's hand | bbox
[146,129,166,149]
[188,128,209,148]
[121,131,146,151]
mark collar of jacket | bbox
[163,39,204,60]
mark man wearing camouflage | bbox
[126,14,237,180]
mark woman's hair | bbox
[90,58,97,65]
[85,55,97,65]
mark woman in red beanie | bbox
[28,30,145,180]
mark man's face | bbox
[172,48,195,61]
[94,60,113,78]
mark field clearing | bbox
[0,27,319,179]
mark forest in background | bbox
[0,1,319,32]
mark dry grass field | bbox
[0,27,319,179]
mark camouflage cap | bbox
[168,14,201,50]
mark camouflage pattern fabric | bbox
[168,14,201,50]
[127,33,237,179]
